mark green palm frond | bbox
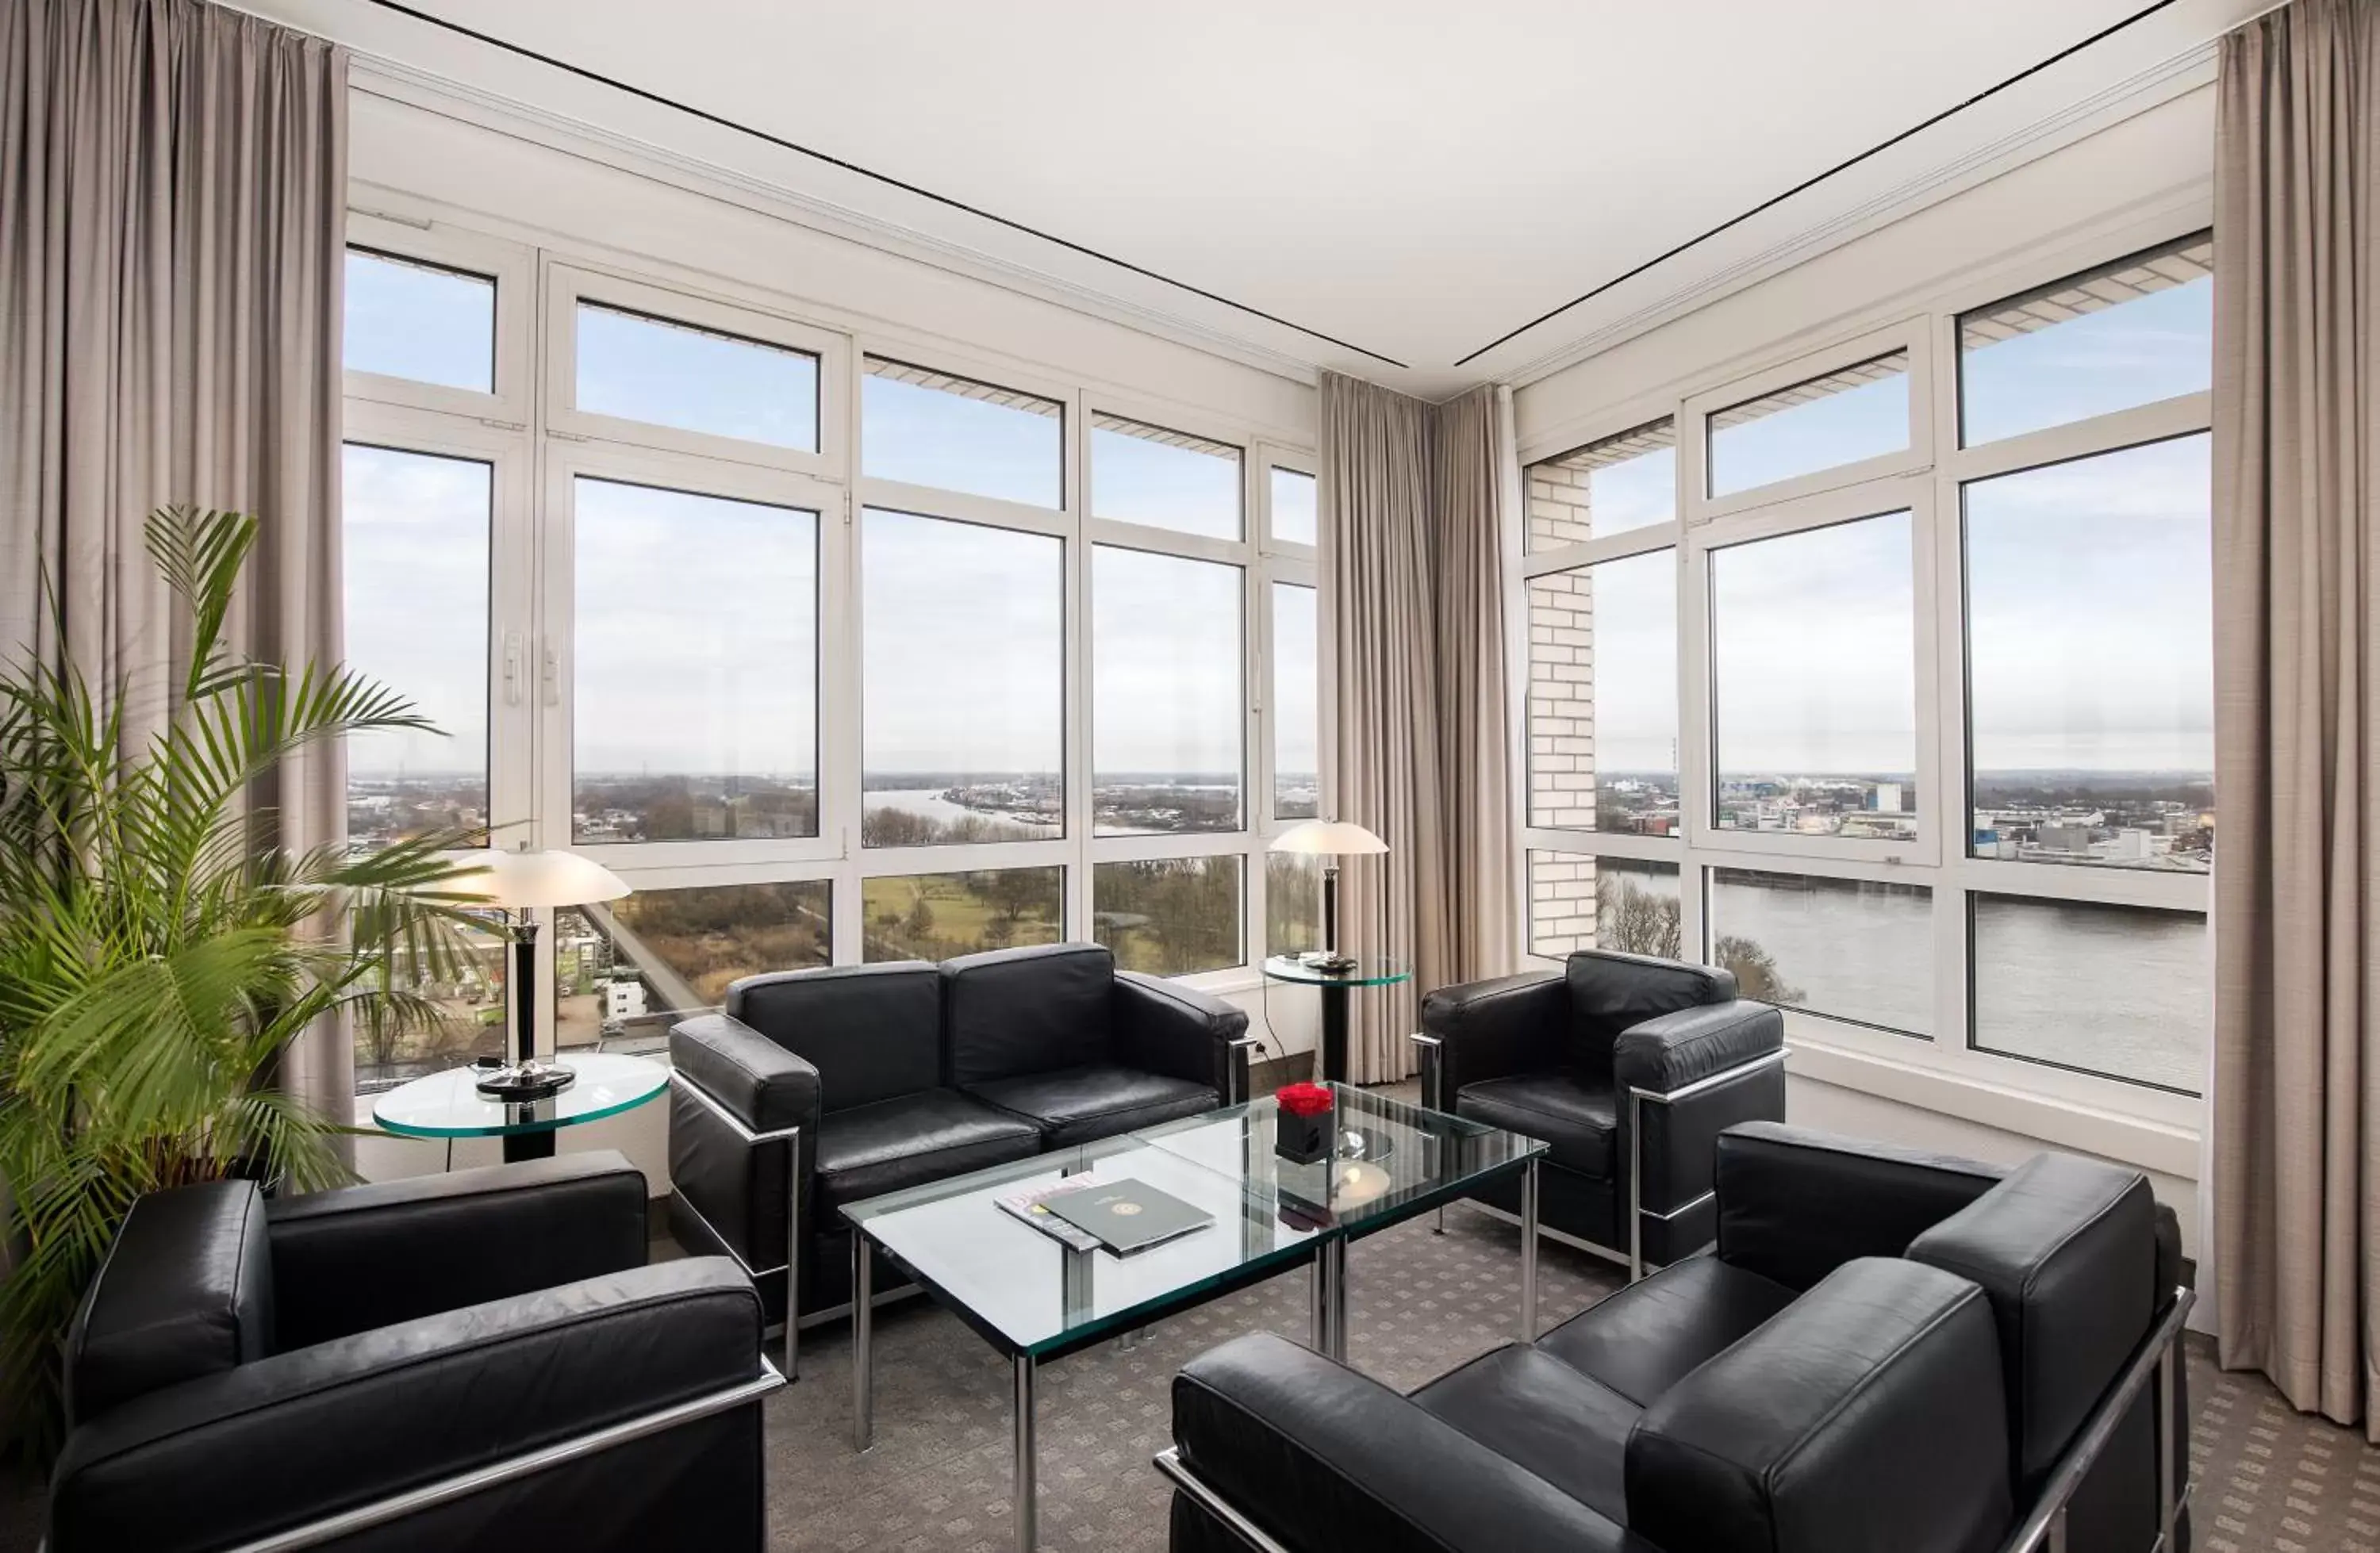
[0,504,482,1456]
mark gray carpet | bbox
[8,1202,2379,1550]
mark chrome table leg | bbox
[851,1233,873,1452]
[1519,1158,1540,1342]
[1014,1353,1038,1551]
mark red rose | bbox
[1275,1082,1334,1117]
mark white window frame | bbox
[343,213,535,426]
[1687,319,1934,523]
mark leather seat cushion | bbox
[966,1064,1218,1147]
[812,1090,1042,1212]
[1537,1253,1797,1406]
[1456,1072,1617,1179]
[1411,1343,1641,1522]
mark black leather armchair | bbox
[50,1152,777,1553]
[1417,949,1785,1276]
[668,941,1253,1378]
[1157,1122,2194,1553]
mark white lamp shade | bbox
[1268,819,1388,857]
[445,847,632,910]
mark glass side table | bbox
[370,1051,669,1165]
[1259,954,1413,1084]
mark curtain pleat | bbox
[2210,0,2380,1436]
[1319,375,1518,1082]
[0,0,351,1125]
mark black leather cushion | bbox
[1537,1253,1797,1406]
[1907,1153,2157,1497]
[942,941,1116,1087]
[267,1152,649,1352]
[967,1064,1216,1147]
[1714,1121,2002,1291]
[1418,972,1569,1105]
[66,1180,274,1428]
[1409,1342,1640,1522]
[1612,1000,1783,1094]
[727,961,942,1114]
[1566,949,1734,1055]
[1455,1071,1615,1177]
[670,1011,819,1133]
[811,1090,1042,1211]
[1114,971,1250,1095]
[1627,1257,2013,1553]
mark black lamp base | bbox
[474,1064,576,1099]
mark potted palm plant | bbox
[0,506,481,1452]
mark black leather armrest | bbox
[1173,1333,1633,1553]
[1612,999,1782,1096]
[1626,1258,2014,1553]
[267,1152,648,1351]
[1418,972,1567,1108]
[670,1011,819,1135]
[1115,972,1251,1097]
[1714,1121,2003,1291]
[1612,1005,1786,1244]
[49,1259,764,1553]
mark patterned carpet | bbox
[7,1202,2379,1550]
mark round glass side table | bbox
[371,1051,669,1165]
[1260,954,1414,1083]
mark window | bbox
[1526,420,1676,550]
[571,477,820,845]
[1971,896,2207,1093]
[1960,236,2213,447]
[862,869,1064,961]
[556,883,831,1052]
[343,444,491,849]
[1092,415,1242,540]
[1710,512,1917,838]
[1266,853,1322,957]
[1526,548,1677,832]
[862,510,1064,847]
[356,915,510,1087]
[1965,435,2213,871]
[1094,857,1244,975]
[1706,869,1932,1035]
[575,301,820,452]
[1272,583,1319,819]
[862,359,1062,508]
[1708,352,1909,497]
[1092,546,1243,835]
[344,249,494,393]
[1270,467,1317,547]
[1527,853,1680,958]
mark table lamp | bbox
[1268,819,1388,973]
[448,847,631,1099]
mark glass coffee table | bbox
[841,1083,1548,1551]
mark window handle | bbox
[502,631,524,707]
[540,637,561,707]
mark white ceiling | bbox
[246,0,2267,398]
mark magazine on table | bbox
[1038,1177,1214,1255]
[996,1174,1107,1252]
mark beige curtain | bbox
[2210,0,2380,1436]
[0,0,351,1123]
[1319,375,1518,1082]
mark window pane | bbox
[1526,548,1677,832]
[1526,420,1676,550]
[1709,352,1909,497]
[556,883,831,1053]
[344,250,493,393]
[572,478,818,843]
[1267,852,1322,957]
[343,445,489,849]
[1708,869,1932,1034]
[1712,513,1917,838]
[1960,237,2213,446]
[1094,857,1244,975]
[1092,546,1243,835]
[862,869,1064,961]
[355,916,509,1089]
[1527,853,1680,959]
[1972,896,2207,1093]
[863,510,1063,847]
[1272,583,1319,819]
[862,359,1062,508]
[575,301,819,452]
[1091,414,1242,539]
[1966,436,2213,871]
[1271,467,1318,546]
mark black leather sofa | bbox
[49,1152,776,1553]
[667,941,1253,1373]
[1418,948,1786,1276]
[1158,1122,2193,1553]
